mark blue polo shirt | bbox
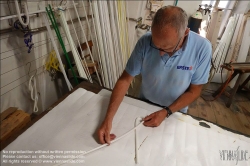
[125,31,212,113]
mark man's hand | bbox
[143,109,167,127]
[97,120,116,145]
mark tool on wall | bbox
[45,50,62,81]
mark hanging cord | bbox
[14,0,30,26]
[27,63,39,113]
[14,17,34,53]
[29,75,39,113]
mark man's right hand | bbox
[97,120,116,145]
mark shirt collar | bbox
[179,31,190,52]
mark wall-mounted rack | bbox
[0,15,92,35]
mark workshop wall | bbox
[0,1,94,114]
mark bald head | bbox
[152,6,188,37]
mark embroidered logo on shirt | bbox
[177,66,193,70]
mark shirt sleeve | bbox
[125,35,145,77]
[191,42,212,85]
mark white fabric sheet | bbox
[1,88,250,166]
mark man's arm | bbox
[168,84,203,112]
[98,70,134,144]
[143,84,202,127]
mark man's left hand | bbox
[143,109,167,127]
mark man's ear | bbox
[184,28,190,36]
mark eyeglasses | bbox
[150,37,182,54]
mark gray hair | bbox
[152,6,188,37]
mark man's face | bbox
[151,26,183,56]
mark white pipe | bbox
[114,1,125,71]
[108,1,121,80]
[42,13,73,91]
[58,9,88,79]
[92,1,109,88]
[0,3,78,21]
[53,118,144,166]
[66,7,93,83]
[101,1,117,88]
[113,1,124,77]
[14,0,29,26]
[72,1,100,82]
[97,1,113,88]
[89,0,105,86]
[78,0,103,86]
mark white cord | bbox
[53,117,144,166]
[28,75,38,113]
[14,0,30,26]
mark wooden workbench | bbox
[213,63,250,107]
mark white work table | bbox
[1,83,250,166]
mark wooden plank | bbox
[0,110,31,143]
[196,98,217,123]
[0,107,18,121]
[235,113,250,135]
[230,102,250,136]
[237,101,250,124]
[188,98,199,117]
[211,101,239,131]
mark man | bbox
[98,6,212,144]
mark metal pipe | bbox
[0,3,78,21]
